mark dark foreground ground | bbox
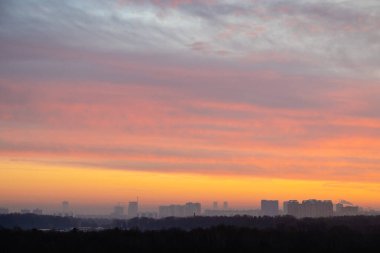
[1,225,380,253]
[1,215,380,252]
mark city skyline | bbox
[0,198,370,217]
[1,0,380,209]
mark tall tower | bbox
[62,201,69,216]
[128,201,138,218]
[113,204,125,218]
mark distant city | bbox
[1,199,379,219]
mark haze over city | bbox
[1,0,380,215]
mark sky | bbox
[1,0,380,213]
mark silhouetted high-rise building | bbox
[284,200,300,217]
[261,200,279,216]
[159,205,172,218]
[213,201,218,210]
[300,200,333,218]
[62,201,70,215]
[335,203,359,216]
[284,199,333,218]
[223,201,228,210]
[184,202,201,216]
[336,203,344,213]
[283,201,288,214]
[128,201,138,218]
[159,202,201,217]
[159,205,184,217]
[173,205,184,217]
[204,209,260,217]
[112,204,124,218]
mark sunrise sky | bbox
[1,0,380,213]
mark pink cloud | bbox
[1,75,380,182]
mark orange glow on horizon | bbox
[1,159,380,210]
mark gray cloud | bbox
[1,0,379,77]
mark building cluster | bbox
[281,200,360,218]
[204,201,260,216]
[0,199,365,219]
[261,200,279,216]
[143,199,359,218]
[204,209,260,217]
[111,201,139,219]
[159,202,201,218]
[283,200,334,218]
[335,203,360,216]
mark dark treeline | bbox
[0,214,114,230]
[1,216,380,252]
[127,215,380,232]
[2,214,380,232]
[1,224,380,252]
